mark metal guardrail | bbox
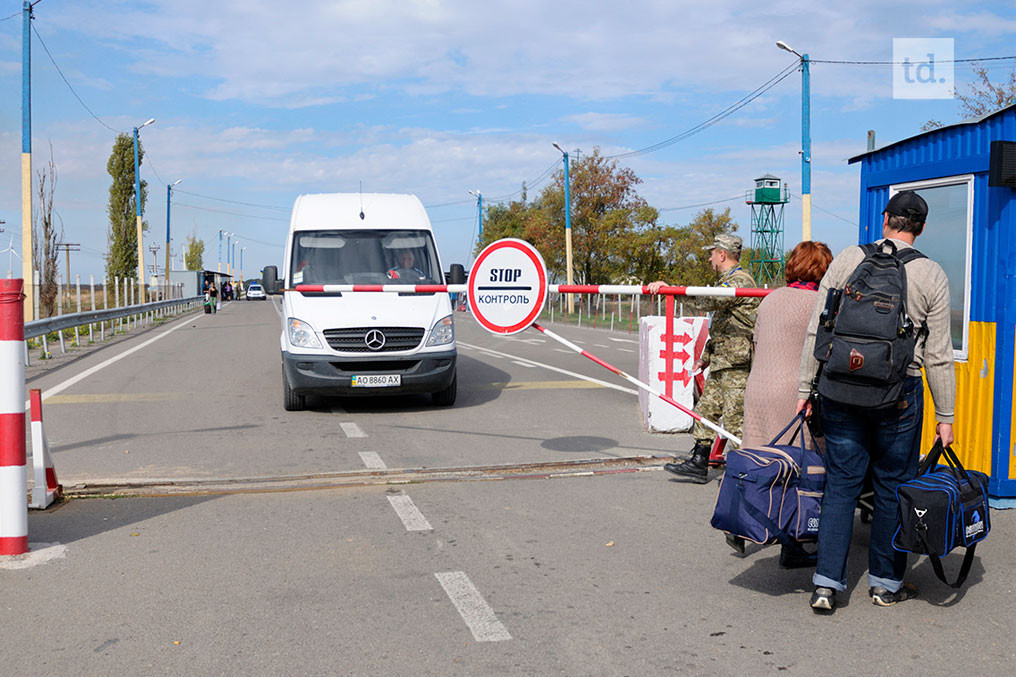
[24,296,203,340]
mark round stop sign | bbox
[468,239,548,335]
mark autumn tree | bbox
[184,229,205,270]
[922,62,1016,130]
[105,132,148,282]
[32,144,62,317]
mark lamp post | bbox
[240,246,246,290]
[225,231,233,277]
[22,1,34,320]
[776,41,811,242]
[468,190,483,241]
[218,229,223,273]
[166,178,181,296]
[231,239,237,282]
[553,143,574,312]
[133,117,155,301]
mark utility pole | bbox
[133,118,155,302]
[553,143,574,313]
[166,179,180,288]
[22,1,34,320]
[776,41,812,241]
[56,242,80,299]
[149,243,160,275]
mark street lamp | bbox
[240,246,246,288]
[133,117,155,302]
[166,178,181,297]
[553,142,574,313]
[226,232,234,277]
[776,40,811,241]
[468,190,483,241]
[218,229,223,273]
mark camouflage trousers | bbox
[693,367,749,446]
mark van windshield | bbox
[289,229,442,286]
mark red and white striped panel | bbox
[293,283,771,298]
[0,279,27,556]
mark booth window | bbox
[891,175,973,360]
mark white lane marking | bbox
[595,344,608,348]
[340,422,367,438]
[511,360,536,368]
[359,452,386,469]
[618,348,635,353]
[608,337,638,344]
[271,298,282,317]
[31,314,194,406]
[458,342,637,395]
[435,571,512,642]
[0,542,67,570]
[387,494,433,531]
[554,348,571,354]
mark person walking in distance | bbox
[798,191,955,612]
[648,233,759,483]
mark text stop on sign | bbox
[468,238,548,335]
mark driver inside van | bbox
[387,250,425,281]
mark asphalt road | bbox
[4,299,1014,675]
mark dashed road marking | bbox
[340,422,367,438]
[435,571,512,642]
[618,348,635,353]
[481,380,604,391]
[608,337,638,344]
[359,452,387,469]
[387,494,433,531]
[511,360,536,368]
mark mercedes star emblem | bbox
[364,329,386,351]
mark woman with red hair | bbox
[727,240,833,564]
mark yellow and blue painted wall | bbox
[850,104,1016,498]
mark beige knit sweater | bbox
[797,238,956,423]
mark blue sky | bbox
[1,0,1015,281]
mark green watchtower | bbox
[746,174,788,285]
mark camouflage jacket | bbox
[701,265,759,371]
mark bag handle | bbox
[768,412,820,454]
[917,525,977,588]
[923,439,974,484]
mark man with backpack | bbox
[796,190,955,612]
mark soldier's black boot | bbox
[664,442,711,483]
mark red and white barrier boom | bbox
[29,389,62,509]
[0,279,28,556]
[292,283,768,298]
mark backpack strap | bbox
[895,246,927,264]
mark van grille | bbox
[323,326,425,352]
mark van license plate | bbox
[351,374,401,387]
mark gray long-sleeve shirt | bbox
[797,238,956,423]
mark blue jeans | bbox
[813,376,923,593]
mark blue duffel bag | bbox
[893,440,990,588]
[711,414,825,546]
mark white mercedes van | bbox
[263,193,465,410]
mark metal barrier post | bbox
[0,279,28,555]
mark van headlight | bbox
[288,317,323,349]
[426,315,454,346]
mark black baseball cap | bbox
[884,190,928,222]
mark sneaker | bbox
[810,586,836,612]
[869,583,918,607]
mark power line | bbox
[789,191,857,226]
[423,198,475,209]
[606,61,799,160]
[175,189,290,211]
[172,200,288,221]
[31,24,121,134]
[812,56,1016,65]
[658,195,743,212]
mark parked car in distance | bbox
[246,283,266,300]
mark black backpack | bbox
[813,240,927,409]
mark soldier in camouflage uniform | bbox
[648,233,759,483]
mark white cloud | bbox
[563,113,648,132]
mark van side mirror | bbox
[263,266,280,294]
[448,264,465,285]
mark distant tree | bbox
[922,62,1016,131]
[32,144,62,317]
[184,229,205,271]
[105,133,147,282]
[661,207,740,287]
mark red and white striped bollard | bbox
[0,279,28,556]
